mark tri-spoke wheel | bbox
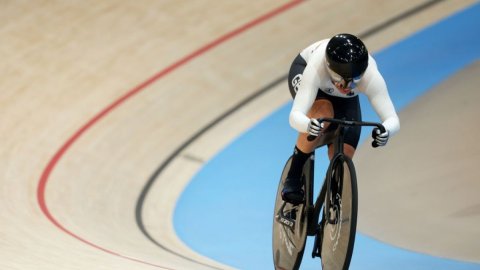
[319,156,358,270]
[272,157,308,270]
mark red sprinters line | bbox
[36,0,305,268]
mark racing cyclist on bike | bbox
[282,33,400,205]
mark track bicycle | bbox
[272,118,386,270]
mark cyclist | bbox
[282,33,400,205]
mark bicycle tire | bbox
[320,155,358,270]
[272,156,309,270]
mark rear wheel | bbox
[320,155,358,270]
[272,157,308,270]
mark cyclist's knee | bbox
[308,99,334,129]
[296,100,335,153]
[308,99,333,118]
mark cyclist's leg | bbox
[296,98,334,154]
[283,55,334,204]
[283,98,334,204]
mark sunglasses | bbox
[326,65,363,89]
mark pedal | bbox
[275,203,296,230]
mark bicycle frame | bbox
[273,118,386,270]
[276,118,384,232]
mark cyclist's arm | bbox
[361,59,400,135]
[289,61,321,133]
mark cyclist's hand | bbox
[372,128,389,146]
[307,119,324,137]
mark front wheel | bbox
[320,155,358,270]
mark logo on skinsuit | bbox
[292,74,302,93]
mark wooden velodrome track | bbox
[1,1,478,269]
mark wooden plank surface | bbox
[0,1,476,269]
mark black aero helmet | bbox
[326,33,368,79]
